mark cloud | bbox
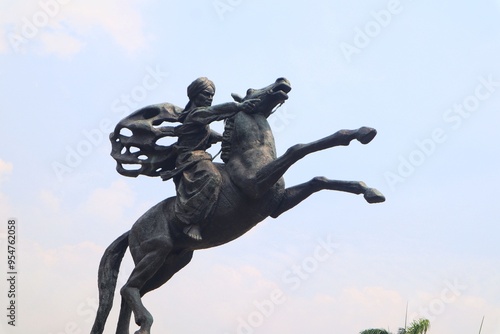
[0,160,13,228]
[112,249,405,334]
[2,237,494,334]
[81,179,135,224]
[0,159,13,183]
[0,0,147,57]
[0,238,105,334]
[38,30,84,58]
[62,0,147,53]
[222,285,405,333]
[343,285,404,309]
[0,27,8,53]
[39,189,61,212]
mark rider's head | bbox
[186,77,215,109]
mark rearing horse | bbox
[90,78,385,334]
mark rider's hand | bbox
[238,98,260,113]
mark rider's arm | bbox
[184,102,242,125]
[208,129,223,144]
[184,99,259,125]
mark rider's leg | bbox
[271,177,385,218]
[176,159,222,240]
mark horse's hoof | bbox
[364,188,385,203]
[357,127,377,144]
[134,314,152,334]
[134,327,151,334]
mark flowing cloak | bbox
[109,102,224,226]
[109,102,184,178]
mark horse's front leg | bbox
[251,127,377,198]
[271,177,385,218]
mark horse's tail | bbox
[90,231,130,334]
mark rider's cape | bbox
[109,103,184,178]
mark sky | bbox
[1,0,500,333]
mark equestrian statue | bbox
[90,77,385,334]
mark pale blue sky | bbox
[1,1,500,333]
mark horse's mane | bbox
[221,116,235,163]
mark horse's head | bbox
[231,77,292,117]
[221,78,291,163]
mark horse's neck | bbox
[221,112,280,201]
[229,112,277,160]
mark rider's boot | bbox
[183,224,202,241]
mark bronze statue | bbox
[91,77,385,334]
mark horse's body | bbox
[91,78,385,334]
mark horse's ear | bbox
[231,93,244,102]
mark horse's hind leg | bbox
[140,250,193,294]
[116,299,132,334]
[116,250,193,334]
[120,236,172,334]
[245,127,377,198]
[271,177,385,218]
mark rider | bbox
[169,77,258,240]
